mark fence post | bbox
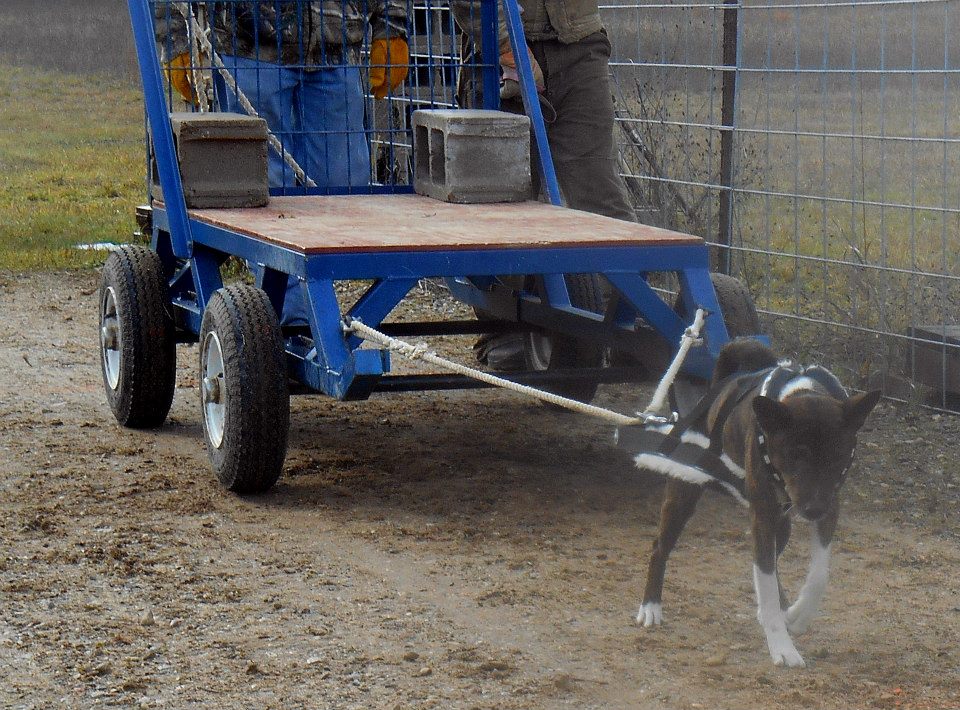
[717,0,739,275]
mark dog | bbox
[630,339,880,667]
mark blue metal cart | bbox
[99,0,760,494]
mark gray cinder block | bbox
[152,112,269,208]
[413,109,531,204]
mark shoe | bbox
[474,332,526,372]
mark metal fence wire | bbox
[150,0,496,193]
[603,0,960,408]
[149,0,960,407]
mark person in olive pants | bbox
[453,1,635,369]
[452,0,635,222]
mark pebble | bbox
[413,666,432,677]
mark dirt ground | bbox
[1,269,958,709]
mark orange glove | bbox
[164,52,201,105]
[369,37,409,99]
[499,46,544,100]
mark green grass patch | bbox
[0,64,145,270]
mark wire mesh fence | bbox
[149,0,495,194]
[604,0,960,408]
[140,0,960,405]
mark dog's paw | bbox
[766,634,806,668]
[636,602,662,627]
[785,603,814,636]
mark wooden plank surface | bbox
[189,195,703,254]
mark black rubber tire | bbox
[523,273,606,403]
[708,272,761,338]
[99,246,176,428]
[199,285,290,494]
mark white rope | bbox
[183,3,210,112]
[172,2,318,188]
[344,308,708,427]
[637,307,706,422]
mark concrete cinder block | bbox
[152,112,269,208]
[413,109,531,204]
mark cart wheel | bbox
[708,273,761,338]
[199,284,289,494]
[670,273,762,416]
[99,246,176,428]
[523,273,606,403]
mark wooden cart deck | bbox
[189,194,703,255]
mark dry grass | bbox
[613,73,960,381]
[0,64,144,270]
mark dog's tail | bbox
[711,338,778,387]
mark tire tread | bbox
[100,246,176,428]
[201,285,289,494]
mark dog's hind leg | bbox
[637,479,703,627]
[786,503,838,635]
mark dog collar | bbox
[756,431,791,510]
[757,431,857,511]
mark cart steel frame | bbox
[107,0,753,489]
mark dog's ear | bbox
[753,395,791,434]
[842,389,882,430]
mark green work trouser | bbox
[504,31,636,223]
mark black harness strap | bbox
[626,361,858,509]
[618,367,778,503]
[706,369,775,454]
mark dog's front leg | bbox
[638,479,702,627]
[752,505,805,667]
[786,503,838,635]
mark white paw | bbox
[785,602,814,636]
[766,633,806,668]
[636,601,662,627]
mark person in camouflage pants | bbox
[154,1,409,188]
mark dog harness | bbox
[617,363,850,508]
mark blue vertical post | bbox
[479,0,501,109]
[500,0,562,206]
[128,0,193,257]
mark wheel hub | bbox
[100,287,121,390]
[201,331,226,449]
[202,376,221,404]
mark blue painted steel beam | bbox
[479,0,501,110]
[677,267,730,362]
[605,273,686,345]
[540,273,573,309]
[345,279,418,348]
[300,244,708,282]
[501,0,563,206]
[256,267,290,318]
[153,209,306,278]
[128,0,193,258]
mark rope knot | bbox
[405,342,432,360]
